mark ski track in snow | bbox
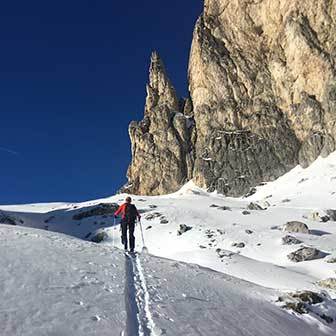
[124,253,140,336]
[124,252,157,336]
[134,255,158,336]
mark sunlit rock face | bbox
[124,0,336,196]
[124,52,196,195]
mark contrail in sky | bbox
[0,147,20,156]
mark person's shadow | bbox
[124,253,140,336]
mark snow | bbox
[0,226,125,336]
[2,153,336,334]
[1,225,334,335]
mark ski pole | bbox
[113,216,116,248]
[139,218,149,253]
[139,218,145,246]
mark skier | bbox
[114,196,141,253]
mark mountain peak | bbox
[145,51,179,113]
[126,0,336,197]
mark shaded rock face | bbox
[124,0,336,196]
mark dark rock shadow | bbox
[310,230,331,236]
[0,203,151,242]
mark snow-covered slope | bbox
[1,224,334,336]
[2,153,336,335]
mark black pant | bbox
[121,220,135,250]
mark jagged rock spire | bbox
[122,51,196,196]
[145,51,179,114]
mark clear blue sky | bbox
[0,0,203,204]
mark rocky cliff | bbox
[123,0,336,196]
[125,52,196,195]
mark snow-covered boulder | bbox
[279,291,324,314]
[244,188,257,198]
[282,235,302,245]
[317,278,336,290]
[232,242,245,248]
[290,291,324,304]
[145,212,163,220]
[320,215,330,222]
[306,211,320,221]
[278,291,330,322]
[326,257,336,263]
[0,211,19,225]
[217,206,232,211]
[283,221,309,234]
[91,231,108,243]
[287,247,324,262]
[326,209,336,221]
[73,203,118,220]
[177,224,192,236]
[247,202,265,211]
[148,204,157,209]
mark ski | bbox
[124,250,137,258]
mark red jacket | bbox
[114,203,141,220]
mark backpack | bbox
[124,203,137,223]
